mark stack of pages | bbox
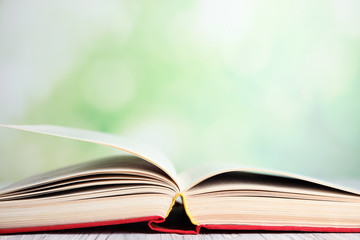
[0,125,359,234]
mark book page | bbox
[179,162,360,194]
[0,124,179,187]
[0,155,179,195]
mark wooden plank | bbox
[2,233,360,240]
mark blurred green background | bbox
[1,0,360,182]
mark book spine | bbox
[148,192,201,234]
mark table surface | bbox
[1,180,360,240]
[1,216,360,240]
[1,223,360,240]
[1,230,360,240]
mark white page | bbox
[179,162,360,194]
[0,124,179,187]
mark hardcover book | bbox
[1,125,360,234]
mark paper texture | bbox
[0,124,179,186]
[179,162,360,194]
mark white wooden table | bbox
[1,229,360,240]
[1,218,360,240]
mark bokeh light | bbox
[1,0,360,182]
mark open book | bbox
[1,125,360,234]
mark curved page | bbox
[0,124,179,188]
[0,155,179,195]
[180,162,360,194]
